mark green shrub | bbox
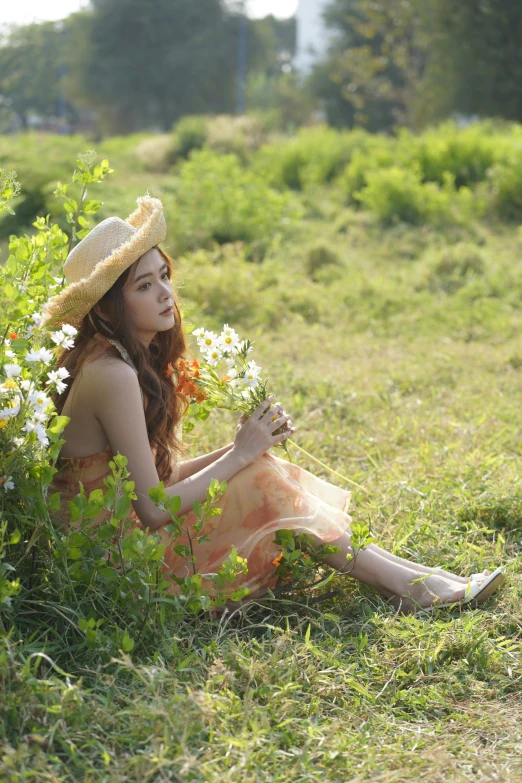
[135,135,176,172]
[420,242,487,294]
[206,114,266,159]
[304,242,341,279]
[339,146,397,205]
[167,149,303,254]
[172,115,209,159]
[254,126,372,191]
[400,122,499,188]
[355,165,456,225]
[488,151,522,221]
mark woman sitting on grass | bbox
[44,195,504,614]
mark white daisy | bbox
[199,330,219,351]
[46,368,70,394]
[61,324,78,338]
[25,348,54,364]
[28,390,51,411]
[205,347,223,367]
[35,423,49,447]
[218,327,240,353]
[244,361,261,388]
[0,476,14,492]
[50,331,75,350]
[20,379,35,392]
[0,405,19,420]
[192,327,205,340]
[3,364,21,378]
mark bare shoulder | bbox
[81,352,140,399]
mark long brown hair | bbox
[51,246,188,481]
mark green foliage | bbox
[255,125,362,190]
[488,151,522,221]
[0,170,21,215]
[420,243,487,294]
[172,114,209,159]
[168,149,303,254]
[304,242,341,280]
[2,125,522,781]
[354,166,451,224]
[399,122,499,188]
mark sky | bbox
[0,0,300,27]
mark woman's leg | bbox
[367,543,489,585]
[319,532,470,612]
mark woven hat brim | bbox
[42,197,166,329]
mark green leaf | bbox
[114,494,131,520]
[149,482,166,504]
[83,199,101,214]
[67,547,83,560]
[121,632,134,652]
[47,416,70,435]
[9,529,21,545]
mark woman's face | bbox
[123,247,176,343]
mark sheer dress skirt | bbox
[50,448,353,600]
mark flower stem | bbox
[286,439,369,494]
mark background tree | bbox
[0,22,70,130]
[423,0,522,124]
[70,0,239,134]
[309,0,432,132]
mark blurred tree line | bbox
[0,0,298,135]
[312,0,522,131]
[0,0,521,135]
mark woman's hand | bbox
[233,396,295,466]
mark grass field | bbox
[2,129,522,782]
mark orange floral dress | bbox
[49,342,353,601]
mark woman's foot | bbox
[368,545,491,587]
[389,574,468,614]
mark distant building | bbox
[294,0,332,74]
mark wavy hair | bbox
[51,246,187,481]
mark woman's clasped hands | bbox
[233,396,295,465]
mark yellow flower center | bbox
[205,338,212,345]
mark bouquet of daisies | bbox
[172,324,366,493]
[169,324,290,451]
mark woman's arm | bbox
[89,360,250,529]
[91,362,292,530]
[178,443,234,481]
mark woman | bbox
[43,195,503,613]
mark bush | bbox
[254,126,371,191]
[135,135,176,172]
[400,122,499,189]
[205,114,267,159]
[355,165,456,225]
[488,152,522,221]
[420,243,487,294]
[172,115,209,160]
[339,146,397,205]
[304,242,341,279]
[167,149,303,254]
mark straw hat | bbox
[41,194,167,329]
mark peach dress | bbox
[49,346,353,601]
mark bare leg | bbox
[319,532,468,612]
[367,544,490,585]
